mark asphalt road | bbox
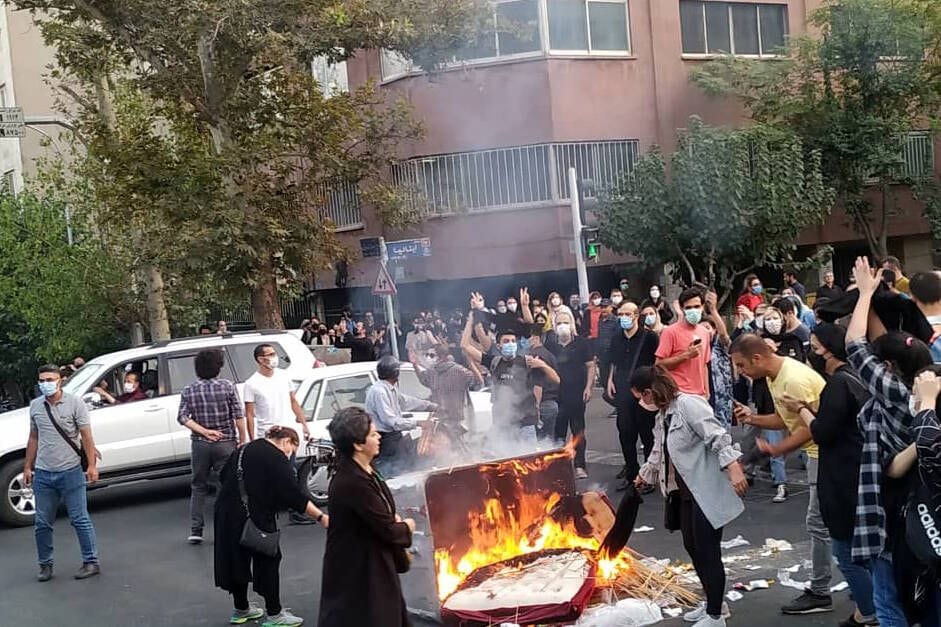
[0,396,855,626]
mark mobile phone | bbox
[692,338,703,347]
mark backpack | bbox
[905,470,941,571]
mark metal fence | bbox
[316,179,362,228]
[390,140,639,215]
[902,132,934,180]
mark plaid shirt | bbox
[847,338,914,561]
[416,361,476,424]
[177,378,243,442]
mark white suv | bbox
[0,331,317,527]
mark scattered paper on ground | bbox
[726,590,744,602]
[763,538,794,552]
[720,535,750,550]
[778,569,810,591]
[663,608,683,618]
[576,599,663,627]
[633,526,655,533]
[831,582,849,592]
[744,565,762,571]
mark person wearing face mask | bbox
[633,366,748,627]
[736,274,765,312]
[586,290,604,340]
[607,301,660,490]
[655,289,713,398]
[610,288,624,309]
[760,305,806,364]
[642,285,675,325]
[244,344,310,442]
[546,312,595,478]
[405,316,437,361]
[569,294,586,334]
[545,291,575,332]
[412,343,476,430]
[214,425,328,627]
[524,317,560,442]
[778,323,876,627]
[597,302,622,411]
[640,305,664,335]
[94,371,148,404]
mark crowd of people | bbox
[17,255,941,627]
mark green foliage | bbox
[597,118,834,304]
[690,0,941,258]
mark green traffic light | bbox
[587,243,598,258]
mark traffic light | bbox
[586,241,599,261]
[583,227,601,261]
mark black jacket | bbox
[319,456,413,627]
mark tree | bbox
[597,118,834,305]
[16,0,490,329]
[691,0,941,260]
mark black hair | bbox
[195,349,225,380]
[265,425,300,446]
[198,324,212,334]
[883,256,903,271]
[911,272,941,305]
[811,323,847,362]
[328,407,372,457]
[124,371,141,383]
[497,328,518,341]
[38,364,60,376]
[870,331,932,388]
[784,269,798,279]
[729,332,774,358]
[253,343,274,362]
[771,297,796,316]
[678,288,702,308]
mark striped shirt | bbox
[847,338,914,561]
[914,409,941,489]
[177,378,243,442]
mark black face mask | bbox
[808,351,827,374]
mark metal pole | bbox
[379,237,400,360]
[569,167,590,304]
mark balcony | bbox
[390,139,639,216]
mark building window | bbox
[901,132,934,180]
[0,84,7,108]
[680,1,788,57]
[311,56,349,97]
[547,0,630,53]
[381,49,420,81]
[316,179,362,229]
[391,140,638,215]
[3,170,15,195]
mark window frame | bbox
[680,1,789,59]
[318,373,375,421]
[90,357,163,405]
[163,351,238,396]
[546,0,632,56]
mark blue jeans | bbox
[831,538,875,618]
[871,555,908,627]
[762,429,787,484]
[34,466,98,566]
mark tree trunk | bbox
[252,259,285,330]
[143,264,171,340]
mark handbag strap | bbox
[236,447,252,516]
[44,401,82,459]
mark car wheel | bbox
[1,458,35,527]
[297,458,331,507]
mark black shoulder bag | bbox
[44,402,88,471]
[237,447,281,557]
[662,412,682,532]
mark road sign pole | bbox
[569,167,590,304]
[379,237,400,360]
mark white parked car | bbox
[0,331,317,527]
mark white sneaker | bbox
[773,484,788,503]
[684,602,731,622]
[262,609,303,627]
[574,467,588,480]
[692,615,726,627]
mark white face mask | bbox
[650,289,660,300]
[497,306,507,314]
[267,356,280,369]
[124,382,137,394]
[556,323,572,338]
[764,319,783,335]
[755,315,765,330]
[591,298,601,306]
[639,398,659,412]
[507,302,518,312]
[611,296,623,306]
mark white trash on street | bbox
[576,599,664,626]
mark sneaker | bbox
[188,533,204,544]
[231,605,265,624]
[574,467,589,480]
[74,562,100,580]
[781,591,833,615]
[262,609,304,626]
[838,613,879,627]
[691,615,726,627]
[684,602,731,622]
[773,484,788,503]
[37,564,53,582]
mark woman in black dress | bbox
[214,426,328,627]
[319,407,416,627]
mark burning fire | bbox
[433,446,633,599]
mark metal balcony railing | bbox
[316,179,362,229]
[390,140,639,215]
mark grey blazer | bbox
[638,393,744,529]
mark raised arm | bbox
[461,314,483,364]
[847,256,882,344]
[520,287,534,324]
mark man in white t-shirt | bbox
[244,344,310,441]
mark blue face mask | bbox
[751,285,763,295]
[501,342,518,359]
[38,381,58,397]
[684,308,703,325]
[644,314,658,327]
[619,315,634,330]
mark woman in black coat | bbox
[319,407,416,627]
[214,426,328,627]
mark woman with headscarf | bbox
[214,426,328,627]
[319,407,415,627]
[643,284,675,325]
[545,290,575,333]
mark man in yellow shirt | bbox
[882,256,910,295]
[730,334,831,616]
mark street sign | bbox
[372,263,397,296]
[0,123,25,138]
[360,237,381,259]
[0,108,24,124]
[387,237,431,260]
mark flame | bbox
[433,447,633,599]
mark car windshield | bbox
[62,363,106,395]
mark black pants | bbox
[616,395,655,480]
[231,553,282,615]
[555,392,587,469]
[680,494,725,617]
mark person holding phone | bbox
[655,288,713,399]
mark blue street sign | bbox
[387,238,432,260]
